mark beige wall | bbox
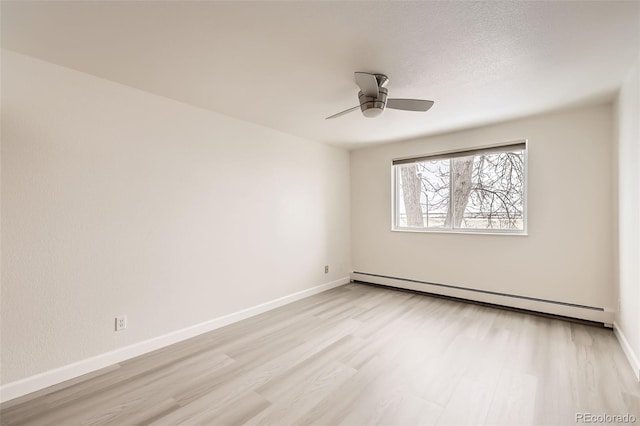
[0,50,351,385]
[351,104,615,316]
[615,57,640,372]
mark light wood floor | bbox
[2,283,639,425]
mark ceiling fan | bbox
[326,72,434,119]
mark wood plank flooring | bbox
[1,283,639,425]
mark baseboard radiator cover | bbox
[0,277,350,404]
[351,271,613,325]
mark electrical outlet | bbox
[115,315,127,331]
[324,265,329,274]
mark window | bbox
[393,142,526,233]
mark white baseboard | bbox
[614,322,640,382]
[0,277,350,404]
[351,272,614,324]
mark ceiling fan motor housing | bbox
[358,87,388,118]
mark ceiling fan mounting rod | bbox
[373,73,389,88]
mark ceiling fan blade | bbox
[325,105,360,120]
[387,99,434,112]
[354,72,379,97]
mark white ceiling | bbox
[2,1,639,149]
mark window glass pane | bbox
[396,160,449,228]
[417,160,450,228]
[393,144,526,233]
[457,150,525,230]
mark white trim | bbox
[614,322,640,382]
[351,272,614,324]
[0,277,350,403]
[391,228,528,236]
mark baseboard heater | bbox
[351,271,612,326]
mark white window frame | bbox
[391,140,528,236]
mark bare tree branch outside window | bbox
[395,147,525,232]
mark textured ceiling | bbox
[2,1,639,148]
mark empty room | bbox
[1,1,639,425]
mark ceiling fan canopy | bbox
[326,72,434,120]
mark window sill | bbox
[391,227,528,236]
